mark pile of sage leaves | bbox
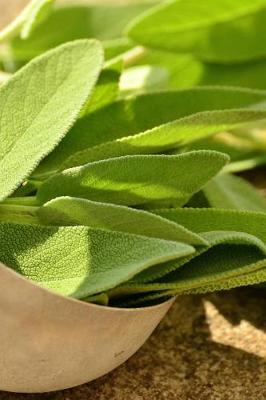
[0,0,265,307]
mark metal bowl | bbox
[0,262,174,393]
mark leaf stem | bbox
[123,46,147,67]
[28,179,43,189]
[2,196,38,206]
[0,203,39,224]
[32,170,58,181]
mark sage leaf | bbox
[0,204,38,225]
[130,231,266,283]
[104,38,134,61]
[180,55,266,90]
[161,238,266,288]
[0,39,103,201]
[127,0,266,63]
[38,196,206,245]
[226,154,266,173]
[120,65,169,94]
[0,71,11,85]
[79,59,122,117]
[179,131,263,162]
[153,208,266,243]
[10,1,156,61]
[0,223,194,298]
[37,151,229,207]
[203,173,266,211]
[117,264,266,307]
[35,86,266,175]
[130,50,266,91]
[61,109,266,169]
[111,231,266,301]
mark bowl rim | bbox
[0,262,175,313]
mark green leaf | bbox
[0,204,38,225]
[171,265,266,296]
[226,154,266,173]
[60,109,266,169]
[0,39,103,201]
[38,196,206,245]
[190,57,266,90]
[0,71,11,85]
[20,0,55,40]
[117,265,266,307]
[36,151,229,207]
[83,292,109,306]
[153,208,266,243]
[103,38,134,61]
[127,0,266,63]
[35,87,266,175]
[130,230,266,283]
[120,65,169,94]
[132,49,266,90]
[111,231,266,295]
[203,173,266,211]
[9,1,156,61]
[0,223,194,298]
[0,0,54,43]
[178,131,263,162]
[79,59,122,116]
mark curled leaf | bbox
[0,223,194,298]
[39,196,206,245]
[37,151,229,207]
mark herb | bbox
[127,0,266,63]
[38,197,206,245]
[0,223,193,298]
[0,39,103,201]
[0,0,265,307]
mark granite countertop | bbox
[0,2,265,398]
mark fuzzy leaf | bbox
[0,71,11,85]
[131,50,266,90]
[130,230,266,283]
[35,86,266,175]
[118,265,266,307]
[110,231,266,300]
[0,39,103,201]
[127,0,266,63]
[37,151,229,207]
[171,265,266,296]
[79,59,122,116]
[61,109,266,169]
[0,223,194,298]
[203,173,266,211]
[153,208,266,243]
[178,129,265,162]
[38,196,206,245]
